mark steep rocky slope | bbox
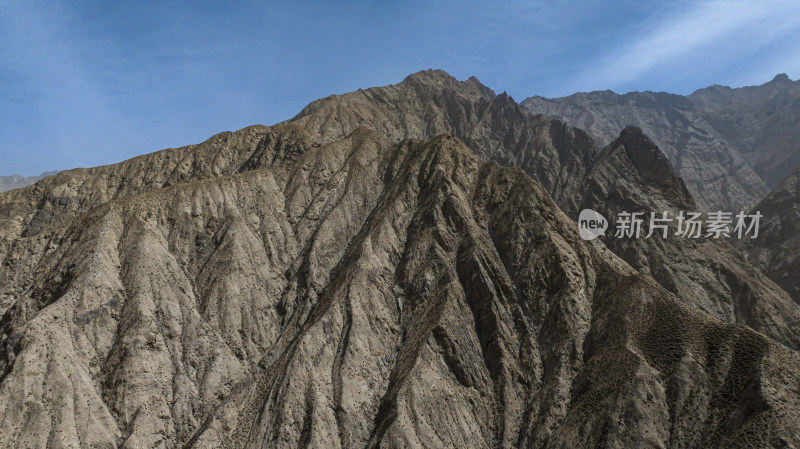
[280,71,800,348]
[564,127,800,349]
[286,69,599,205]
[690,74,800,186]
[0,70,597,248]
[0,125,315,246]
[523,74,800,211]
[744,164,800,302]
[1,127,799,448]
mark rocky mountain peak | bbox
[398,69,496,97]
[283,70,598,206]
[601,126,696,211]
[771,73,792,83]
[401,68,456,83]
[0,171,59,193]
[615,127,679,173]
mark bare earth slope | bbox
[1,126,799,448]
[1,72,799,448]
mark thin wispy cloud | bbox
[568,0,800,93]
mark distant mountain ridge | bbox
[0,171,59,192]
[523,74,800,211]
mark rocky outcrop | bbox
[744,164,800,302]
[1,127,799,448]
[565,127,800,350]
[523,74,800,211]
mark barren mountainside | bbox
[523,74,800,211]
[1,71,800,448]
[564,127,800,350]
[286,69,599,206]
[744,165,800,303]
[280,70,800,348]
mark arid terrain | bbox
[1,71,799,448]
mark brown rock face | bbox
[287,69,598,206]
[1,72,799,448]
[282,72,800,350]
[523,74,800,212]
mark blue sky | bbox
[2,0,799,176]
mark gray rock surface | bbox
[744,164,800,303]
[565,127,800,349]
[523,74,800,211]
[690,74,800,188]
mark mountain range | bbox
[1,70,799,448]
[523,73,800,212]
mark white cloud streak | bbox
[570,0,800,92]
